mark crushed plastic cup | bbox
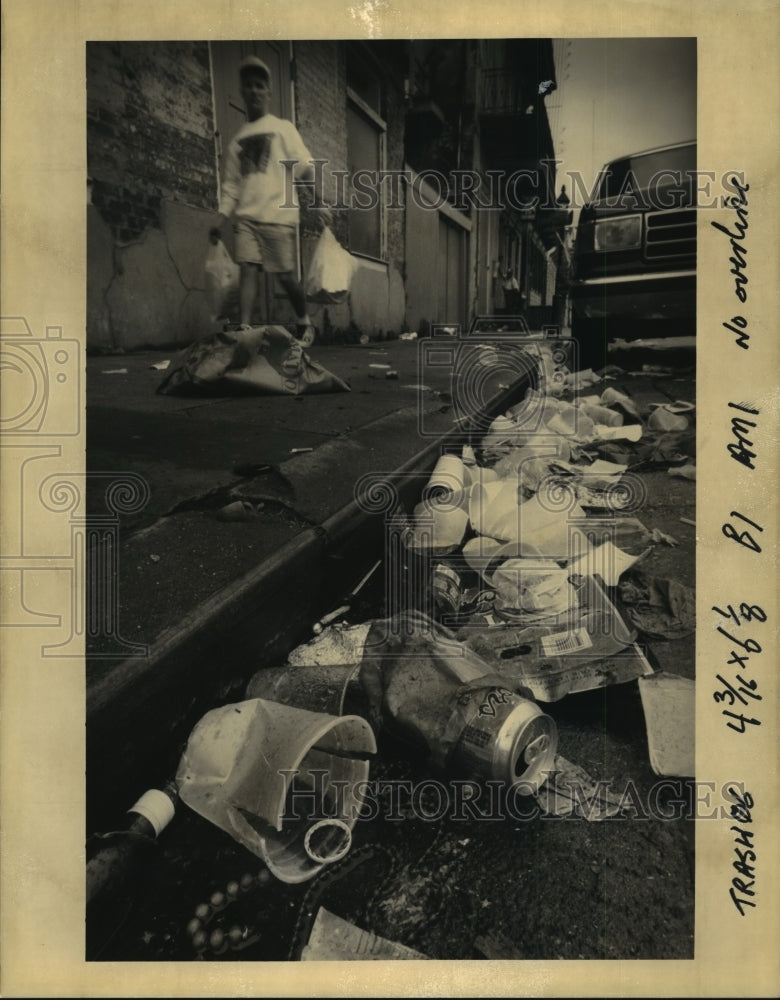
[545,406,597,442]
[564,368,600,389]
[464,465,499,489]
[667,463,696,480]
[567,539,651,586]
[600,387,641,421]
[462,534,504,574]
[408,498,470,551]
[512,493,587,558]
[647,406,689,431]
[176,699,376,884]
[425,454,470,510]
[595,423,643,442]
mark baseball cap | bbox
[239,55,271,83]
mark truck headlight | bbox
[593,215,642,251]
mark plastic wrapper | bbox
[456,575,652,702]
[305,227,359,304]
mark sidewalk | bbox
[87,338,457,657]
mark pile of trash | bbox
[180,358,695,837]
[88,357,697,960]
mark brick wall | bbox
[293,41,407,338]
[293,42,349,246]
[87,42,216,242]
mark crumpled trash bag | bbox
[599,386,641,422]
[157,326,350,396]
[617,569,695,639]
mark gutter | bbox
[86,374,532,825]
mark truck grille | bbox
[645,209,696,261]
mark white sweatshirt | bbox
[218,114,313,227]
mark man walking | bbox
[209,55,331,345]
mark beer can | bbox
[449,686,558,792]
[432,561,464,615]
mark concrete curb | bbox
[86,376,531,824]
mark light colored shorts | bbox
[234,219,297,273]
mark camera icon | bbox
[0,317,81,436]
[417,317,576,439]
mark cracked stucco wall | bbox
[87,41,217,351]
[87,200,215,351]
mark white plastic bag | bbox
[305,227,358,305]
[204,239,240,320]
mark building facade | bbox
[86,39,564,352]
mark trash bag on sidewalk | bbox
[305,227,359,305]
[157,326,350,396]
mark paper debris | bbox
[301,908,429,961]
[638,672,695,777]
[535,755,627,820]
[668,464,696,480]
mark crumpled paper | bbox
[535,755,628,820]
[617,569,695,639]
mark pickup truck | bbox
[569,140,696,368]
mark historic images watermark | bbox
[280,770,749,825]
[283,158,747,213]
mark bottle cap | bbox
[128,788,175,837]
